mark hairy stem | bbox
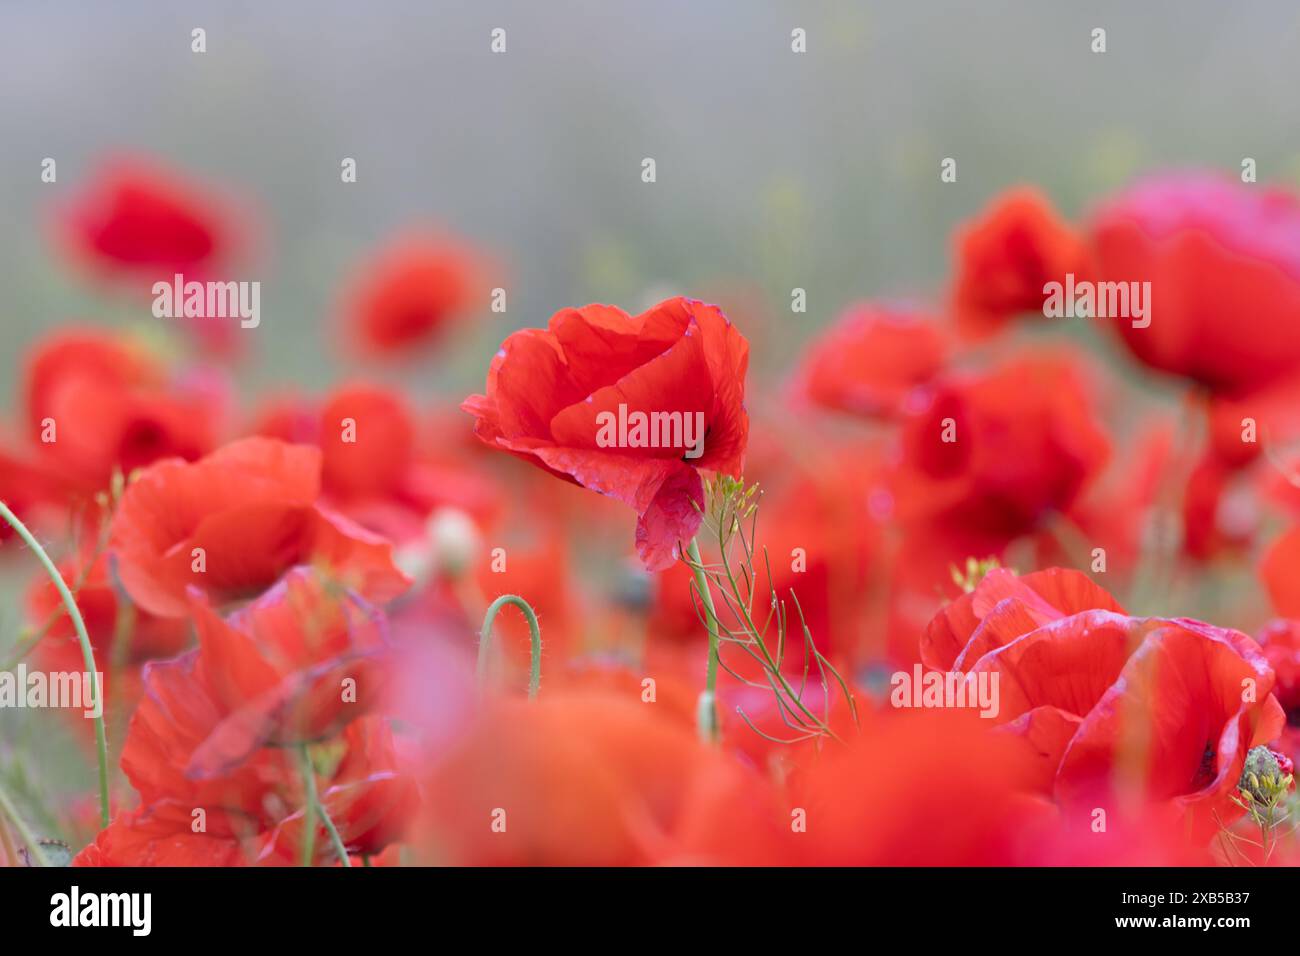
[476,594,542,699]
[0,501,110,828]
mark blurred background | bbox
[4,0,1300,396]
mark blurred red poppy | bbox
[793,302,948,418]
[895,351,1110,536]
[318,383,416,500]
[188,566,391,773]
[0,447,64,543]
[1262,527,1300,619]
[1089,172,1300,394]
[341,232,480,356]
[1257,619,1300,717]
[247,386,508,550]
[792,708,1049,864]
[1205,376,1300,469]
[24,329,160,420]
[120,649,295,816]
[109,437,410,617]
[55,157,240,281]
[77,638,413,867]
[256,718,420,865]
[1256,619,1300,767]
[77,716,415,867]
[463,297,749,570]
[72,802,254,867]
[22,329,225,492]
[420,691,783,865]
[951,187,1088,338]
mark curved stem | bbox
[476,594,542,699]
[0,501,110,828]
[686,538,721,744]
[1,555,103,671]
[297,745,351,867]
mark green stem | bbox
[0,501,110,828]
[687,538,721,744]
[297,746,351,867]
[1,557,100,671]
[0,780,51,867]
[476,594,542,699]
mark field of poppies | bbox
[3,4,1300,872]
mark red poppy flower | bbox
[341,232,480,356]
[78,718,415,867]
[548,659,700,732]
[248,392,320,446]
[55,156,240,280]
[72,802,253,867]
[318,383,416,500]
[920,566,1124,672]
[951,187,1088,338]
[1051,620,1283,841]
[420,691,782,865]
[1013,804,1215,866]
[120,649,296,815]
[926,567,1284,841]
[1088,172,1300,394]
[0,447,63,543]
[1257,620,1300,716]
[1262,528,1300,619]
[792,302,948,418]
[23,329,160,419]
[109,437,410,617]
[78,638,414,867]
[246,386,508,553]
[1255,620,1300,767]
[188,566,391,773]
[21,328,224,491]
[256,719,420,866]
[1204,377,1300,470]
[462,298,749,570]
[894,351,1110,537]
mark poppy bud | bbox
[1238,745,1287,802]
